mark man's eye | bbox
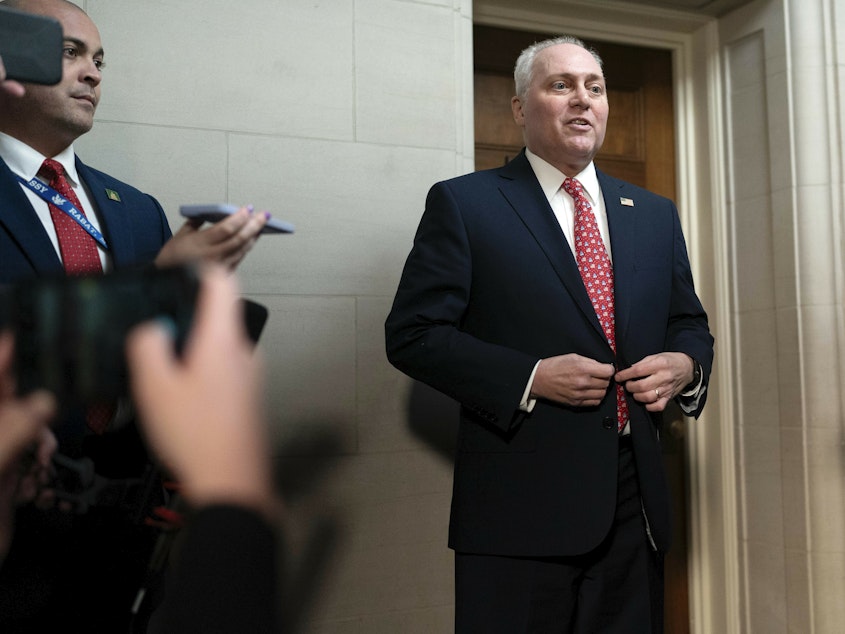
[94,59,106,70]
[63,47,78,58]
[589,85,604,95]
[553,81,568,90]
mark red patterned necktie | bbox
[39,159,111,433]
[39,158,103,275]
[562,177,629,433]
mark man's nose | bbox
[569,84,590,108]
[82,60,102,85]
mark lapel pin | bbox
[105,188,122,202]
[620,197,634,207]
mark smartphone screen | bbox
[11,266,200,406]
[0,5,63,85]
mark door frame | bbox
[471,2,740,632]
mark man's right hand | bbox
[529,353,614,407]
[154,206,269,271]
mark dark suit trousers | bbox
[455,436,664,634]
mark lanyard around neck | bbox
[16,174,109,250]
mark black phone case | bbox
[0,5,63,85]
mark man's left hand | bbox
[615,352,695,412]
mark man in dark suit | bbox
[0,0,266,287]
[385,35,714,633]
[0,0,268,629]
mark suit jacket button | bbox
[602,416,614,430]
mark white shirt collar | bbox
[0,132,79,185]
[524,148,601,206]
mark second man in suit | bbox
[0,0,270,629]
[385,35,714,633]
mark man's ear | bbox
[511,95,525,126]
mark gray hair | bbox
[513,35,604,99]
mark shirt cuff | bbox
[678,383,706,414]
[680,375,702,398]
[519,360,541,413]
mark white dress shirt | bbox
[516,151,703,421]
[518,152,609,414]
[524,149,611,261]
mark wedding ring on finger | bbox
[655,388,661,399]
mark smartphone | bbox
[180,203,295,234]
[5,266,200,406]
[0,5,63,85]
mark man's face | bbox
[1,1,104,154]
[511,43,608,176]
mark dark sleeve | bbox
[664,203,714,417]
[149,505,279,634]
[385,181,538,432]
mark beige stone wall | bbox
[73,0,473,630]
[719,0,845,631]
[64,0,845,631]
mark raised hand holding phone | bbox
[180,204,295,234]
[126,267,275,516]
[156,205,282,270]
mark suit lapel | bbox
[496,152,607,343]
[0,157,63,275]
[76,158,137,268]
[599,170,637,356]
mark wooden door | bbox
[474,24,690,634]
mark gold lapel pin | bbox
[105,188,122,202]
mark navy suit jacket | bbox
[0,154,172,285]
[0,151,173,461]
[385,151,713,557]
[0,154,174,629]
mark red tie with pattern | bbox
[562,177,629,433]
[39,158,103,276]
[39,159,111,433]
